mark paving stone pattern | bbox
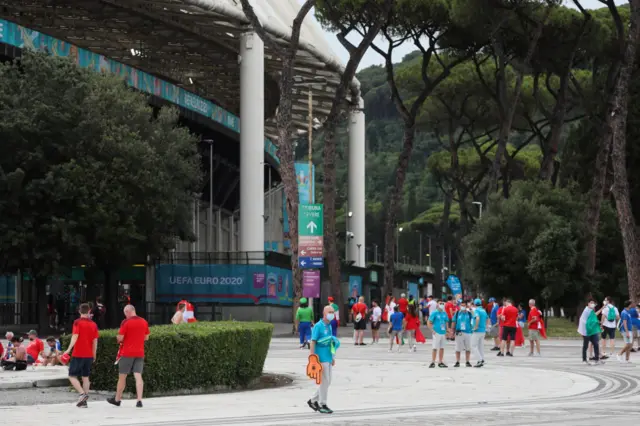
[2,337,640,425]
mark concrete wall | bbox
[218,305,291,323]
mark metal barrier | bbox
[142,302,223,326]
[0,302,38,327]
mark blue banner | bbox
[283,162,315,248]
[156,264,293,306]
[348,275,362,299]
[446,274,462,296]
[0,19,279,164]
[0,276,16,302]
[408,282,419,300]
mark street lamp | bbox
[203,139,214,252]
[345,211,353,261]
[472,201,483,218]
[396,226,403,263]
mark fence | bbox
[155,251,291,269]
[142,302,223,326]
[0,302,38,327]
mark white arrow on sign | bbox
[307,221,318,233]
[301,250,307,255]
[300,260,307,266]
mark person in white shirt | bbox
[601,297,620,358]
[370,301,382,344]
[427,296,438,318]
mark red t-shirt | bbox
[445,302,455,319]
[528,307,541,330]
[72,318,99,358]
[502,305,518,328]
[119,316,150,358]
[405,313,419,330]
[351,302,368,317]
[398,298,409,314]
[26,338,44,361]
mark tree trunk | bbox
[611,0,640,302]
[382,126,416,297]
[322,122,344,323]
[488,8,549,194]
[35,276,49,334]
[538,74,570,180]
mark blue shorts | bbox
[68,357,93,377]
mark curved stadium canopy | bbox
[0,0,360,142]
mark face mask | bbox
[589,303,596,309]
[326,313,335,321]
[438,304,445,310]
[460,307,466,312]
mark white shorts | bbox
[432,333,446,350]
[455,333,472,352]
[623,331,634,345]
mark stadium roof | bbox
[1,0,360,141]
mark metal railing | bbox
[0,302,38,327]
[156,251,291,268]
[142,302,223,326]
[367,262,436,275]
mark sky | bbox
[300,0,627,71]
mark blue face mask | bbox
[326,313,335,321]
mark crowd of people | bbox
[1,330,62,370]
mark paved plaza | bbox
[2,336,640,425]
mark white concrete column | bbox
[348,97,366,267]
[240,30,265,253]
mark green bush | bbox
[61,321,273,394]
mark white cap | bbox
[401,293,406,298]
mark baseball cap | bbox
[488,297,496,303]
[328,296,334,302]
[299,297,308,304]
[474,298,482,306]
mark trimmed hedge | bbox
[61,321,273,394]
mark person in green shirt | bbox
[579,299,604,365]
[296,298,314,349]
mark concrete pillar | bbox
[239,30,265,253]
[348,97,366,267]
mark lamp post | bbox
[203,139,214,252]
[472,201,483,218]
[374,244,378,263]
[396,226,403,263]
[345,211,353,261]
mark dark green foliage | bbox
[61,321,273,394]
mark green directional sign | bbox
[298,204,324,237]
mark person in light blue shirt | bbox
[490,301,501,350]
[618,300,634,362]
[452,300,473,367]
[428,301,449,368]
[388,306,404,352]
[472,299,489,367]
[308,305,340,414]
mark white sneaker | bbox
[617,354,622,362]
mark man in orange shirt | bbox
[351,296,368,346]
[64,303,99,408]
[108,305,150,408]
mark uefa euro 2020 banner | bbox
[155,264,293,306]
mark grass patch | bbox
[546,317,578,338]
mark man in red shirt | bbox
[351,296,368,346]
[444,296,456,341]
[498,299,518,357]
[108,305,150,408]
[64,303,99,408]
[398,293,409,316]
[25,330,45,364]
[527,299,542,356]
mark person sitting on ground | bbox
[3,331,14,361]
[43,336,62,366]
[25,330,45,364]
[1,336,27,370]
[171,303,187,325]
